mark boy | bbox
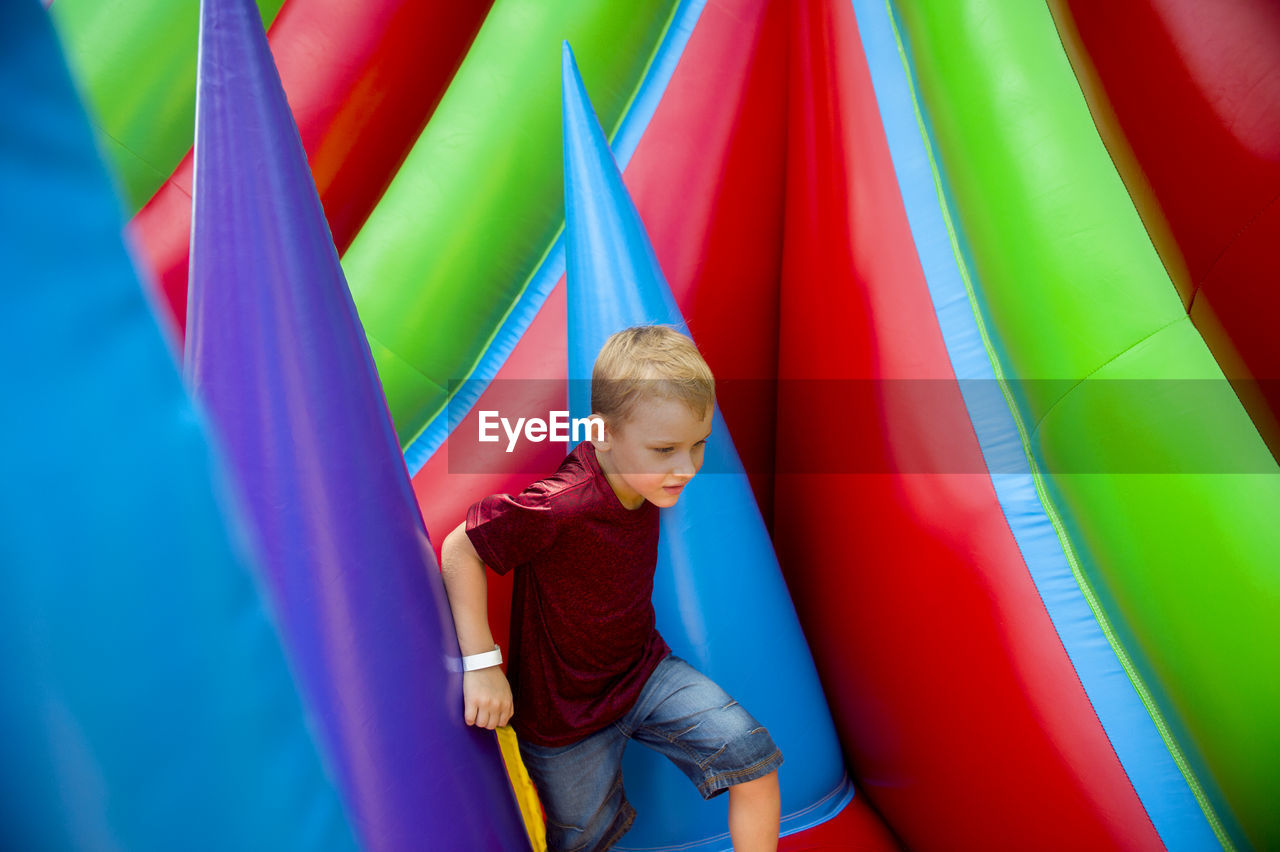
[440,325,783,852]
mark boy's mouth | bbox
[662,484,685,496]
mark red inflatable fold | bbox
[129,0,491,333]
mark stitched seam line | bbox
[702,749,782,790]
[1192,188,1280,309]
[1028,313,1186,443]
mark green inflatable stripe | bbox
[892,1,1280,849]
[341,0,679,446]
[51,0,285,212]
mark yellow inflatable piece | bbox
[497,726,546,852]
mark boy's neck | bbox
[592,446,647,511]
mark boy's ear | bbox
[588,413,611,451]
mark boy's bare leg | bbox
[727,770,780,851]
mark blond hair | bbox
[591,325,715,427]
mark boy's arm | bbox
[440,521,514,730]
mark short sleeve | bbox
[465,486,560,575]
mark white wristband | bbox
[462,645,502,672]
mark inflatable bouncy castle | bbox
[4,0,1278,849]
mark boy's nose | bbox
[671,456,696,479]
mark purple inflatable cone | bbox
[184,0,529,848]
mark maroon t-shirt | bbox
[465,441,670,747]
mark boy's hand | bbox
[463,667,514,730]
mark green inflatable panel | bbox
[341,0,679,447]
[51,0,285,212]
[892,0,1280,848]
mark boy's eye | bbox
[654,447,674,454]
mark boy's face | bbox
[592,396,713,510]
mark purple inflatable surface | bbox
[184,0,529,848]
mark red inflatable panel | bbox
[1049,0,1280,456]
[128,0,491,333]
[771,2,1163,849]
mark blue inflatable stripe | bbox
[402,0,708,475]
[849,0,1218,849]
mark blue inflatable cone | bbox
[184,0,529,848]
[0,3,355,849]
[562,42,855,850]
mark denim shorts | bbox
[517,654,784,852]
